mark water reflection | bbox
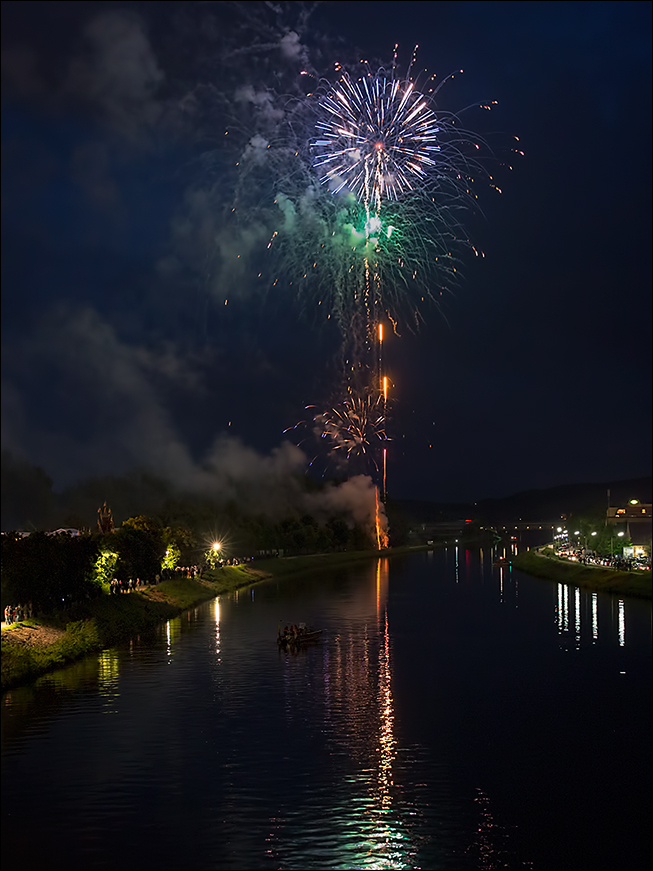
[555,583,628,649]
[214,598,221,661]
[575,587,581,645]
[97,649,120,712]
[165,616,182,660]
[377,613,394,812]
[556,583,569,635]
[465,788,529,871]
[282,558,416,869]
[2,552,649,871]
[336,585,413,868]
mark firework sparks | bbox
[212,42,513,507]
[310,64,488,214]
[263,56,499,368]
[215,48,505,365]
[286,390,388,477]
[312,72,443,204]
[320,392,387,464]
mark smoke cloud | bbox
[64,10,164,141]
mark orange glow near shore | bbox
[375,486,389,550]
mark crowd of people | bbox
[109,565,207,594]
[556,548,651,571]
[160,565,204,580]
[109,577,150,594]
[4,602,33,624]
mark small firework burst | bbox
[318,391,387,464]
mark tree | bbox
[569,515,631,557]
[326,517,349,552]
[113,520,165,581]
[161,525,195,568]
[1,531,101,611]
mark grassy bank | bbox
[1,572,247,691]
[221,547,398,585]
[512,549,651,599]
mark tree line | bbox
[1,507,384,613]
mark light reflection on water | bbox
[555,581,632,651]
[1,549,650,871]
[618,598,626,647]
[97,649,120,713]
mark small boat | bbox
[277,622,323,647]
[493,557,511,567]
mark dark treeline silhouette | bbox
[0,452,382,550]
[2,531,103,613]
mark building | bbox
[606,500,652,556]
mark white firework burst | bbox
[311,71,443,204]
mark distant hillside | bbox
[395,477,652,525]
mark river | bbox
[2,546,651,870]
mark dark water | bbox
[2,548,651,870]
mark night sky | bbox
[2,0,651,507]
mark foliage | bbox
[568,516,632,556]
[111,522,166,581]
[163,525,195,551]
[384,499,410,547]
[1,505,380,619]
[162,541,181,570]
[1,531,101,611]
[120,515,158,533]
[205,545,223,569]
[120,516,194,569]
[93,549,118,588]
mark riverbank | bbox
[512,549,651,599]
[3,546,434,691]
[1,566,276,691]
[1,540,509,691]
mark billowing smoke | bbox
[1,302,386,535]
[1,2,389,541]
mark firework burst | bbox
[320,392,387,464]
[312,71,444,204]
[285,389,388,477]
[261,56,505,369]
[309,61,493,214]
[207,40,515,499]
